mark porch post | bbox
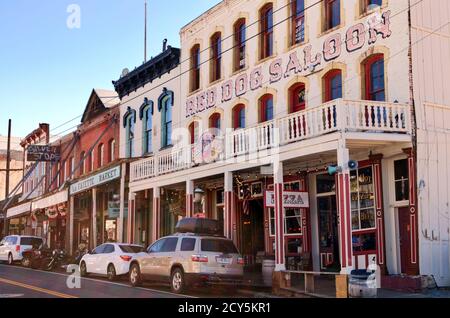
[224,171,233,240]
[117,162,126,243]
[186,179,194,218]
[127,192,136,244]
[403,148,419,275]
[370,154,387,274]
[274,161,286,272]
[68,195,74,254]
[152,187,160,243]
[92,188,97,249]
[337,141,353,274]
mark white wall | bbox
[411,0,450,286]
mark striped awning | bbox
[6,202,31,219]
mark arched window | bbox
[98,144,104,168]
[80,151,86,175]
[143,105,153,154]
[188,121,199,145]
[259,94,274,123]
[260,3,274,60]
[289,83,306,113]
[69,157,74,179]
[90,151,95,172]
[234,18,246,71]
[126,115,135,158]
[363,54,385,101]
[323,70,342,102]
[159,89,173,148]
[109,139,116,162]
[191,45,201,92]
[210,32,222,82]
[324,0,340,31]
[233,104,246,129]
[209,113,221,130]
[291,0,305,46]
[362,0,382,14]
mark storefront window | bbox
[285,209,302,235]
[353,232,376,252]
[350,166,376,231]
[316,174,336,194]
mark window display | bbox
[350,166,376,231]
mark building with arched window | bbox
[120,0,450,289]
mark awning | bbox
[32,190,68,211]
[6,202,31,219]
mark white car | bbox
[79,243,145,281]
[0,235,44,265]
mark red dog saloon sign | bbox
[186,11,392,118]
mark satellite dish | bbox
[121,68,130,78]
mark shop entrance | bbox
[318,195,340,272]
[241,199,265,270]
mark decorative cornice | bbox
[113,47,180,99]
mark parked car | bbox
[0,235,44,265]
[79,243,145,281]
[128,233,245,294]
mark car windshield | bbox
[201,239,238,254]
[119,245,145,253]
[21,237,43,246]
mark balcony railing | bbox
[130,99,410,183]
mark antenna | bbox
[144,0,148,63]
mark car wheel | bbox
[7,253,13,265]
[171,268,185,294]
[80,261,88,277]
[129,263,142,287]
[107,264,117,281]
[21,256,31,268]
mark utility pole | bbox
[2,119,12,236]
[144,0,148,63]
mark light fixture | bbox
[194,187,205,203]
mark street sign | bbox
[27,145,61,162]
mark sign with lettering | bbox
[70,166,121,195]
[265,191,309,208]
[27,145,61,162]
[186,11,392,118]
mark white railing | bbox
[130,99,411,182]
[130,156,155,181]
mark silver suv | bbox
[129,233,244,293]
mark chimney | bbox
[163,39,168,51]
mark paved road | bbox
[0,264,193,298]
[0,264,250,298]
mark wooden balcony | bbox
[130,99,411,183]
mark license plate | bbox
[216,257,232,265]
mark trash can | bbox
[262,259,275,286]
[349,269,378,298]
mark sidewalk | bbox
[377,288,450,298]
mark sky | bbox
[0,0,221,139]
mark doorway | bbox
[398,207,411,274]
[240,199,265,270]
[317,196,340,272]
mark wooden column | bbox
[274,162,286,272]
[337,142,353,274]
[369,153,388,274]
[186,179,194,218]
[152,187,160,243]
[127,192,136,244]
[224,171,233,240]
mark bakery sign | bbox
[70,166,121,195]
[186,11,392,118]
[265,191,310,209]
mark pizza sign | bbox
[265,191,310,208]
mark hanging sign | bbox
[265,191,309,208]
[27,145,61,162]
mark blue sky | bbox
[0,0,221,138]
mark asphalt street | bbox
[0,263,250,298]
